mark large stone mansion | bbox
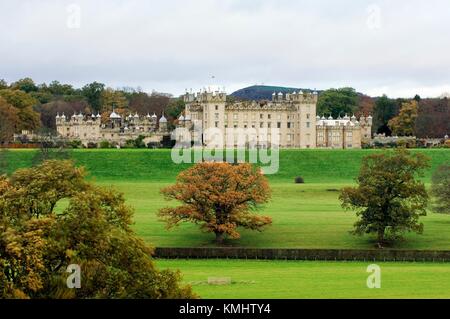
[55,87,372,149]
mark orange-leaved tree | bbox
[159,162,272,244]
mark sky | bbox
[1,0,450,98]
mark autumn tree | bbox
[0,97,20,143]
[339,149,430,248]
[0,160,194,299]
[431,163,450,214]
[159,162,272,244]
[101,87,129,112]
[388,100,419,136]
[0,89,41,131]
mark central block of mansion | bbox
[56,88,372,149]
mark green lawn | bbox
[156,259,450,299]
[5,148,450,249]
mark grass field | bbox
[4,148,450,249]
[4,148,450,298]
[156,259,450,299]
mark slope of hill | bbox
[231,85,315,101]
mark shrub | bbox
[294,176,305,184]
[87,142,97,149]
[99,140,111,149]
[68,140,83,149]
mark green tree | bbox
[166,98,185,119]
[339,149,430,247]
[11,78,38,93]
[81,82,105,112]
[0,160,194,298]
[317,87,358,118]
[388,100,418,136]
[373,94,398,135]
[431,163,450,214]
[0,79,7,90]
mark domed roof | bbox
[77,112,83,118]
[133,113,139,118]
[61,113,66,119]
[96,113,101,118]
[328,115,333,120]
[278,92,283,96]
[151,113,157,118]
[178,114,185,121]
[159,115,167,123]
[56,113,60,119]
[110,111,121,119]
[146,113,151,118]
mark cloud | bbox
[1,0,450,97]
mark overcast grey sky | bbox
[1,0,450,97]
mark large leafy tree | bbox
[0,89,41,131]
[339,149,430,248]
[0,97,20,143]
[159,162,272,244]
[431,163,450,214]
[0,160,194,299]
[373,95,398,135]
[317,87,358,118]
[81,82,105,112]
[388,100,419,136]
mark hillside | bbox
[231,85,315,101]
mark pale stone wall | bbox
[183,90,371,149]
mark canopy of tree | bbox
[0,160,194,298]
[317,87,358,118]
[431,163,450,214]
[159,162,272,244]
[388,100,419,136]
[340,149,430,248]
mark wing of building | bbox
[180,88,372,149]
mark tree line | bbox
[317,88,449,138]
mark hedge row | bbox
[154,247,450,262]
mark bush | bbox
[294,176,305,184]
[99,140,111,149]
[68,140,83,149]
[87,142,97,149]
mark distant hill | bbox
[230,85,316,101]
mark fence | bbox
[154,247,450,262]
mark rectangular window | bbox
[268,122,271,128]
[215,105,219,111]
[268,114,272,119]
[306,122,310,128]
[277,122,281,129]
[233,113,238,120]
[306,114,310,119]
[260,114,264,119]
[287,122,291,129]
[215,113,219,120]
[260,122,264,128]
[215,121,219,128]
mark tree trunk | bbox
[377,228,385,248]
[215,231,225,245]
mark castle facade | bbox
[55,88,372,149]
[180,89,372,149]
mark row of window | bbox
[205,113,312,121]
[214,121,312,129]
